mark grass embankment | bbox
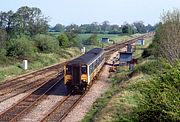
[82,37,180,122]
[93,60,180,122]
[0,48,82,82]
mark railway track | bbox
[0,74,64,122]
[40,91,85,122]
[0,72,59,103]
[38,40,135,122]
[0,63,65,102]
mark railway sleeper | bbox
[25,97,39,102]
[18,102,32,106]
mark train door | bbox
[72,65,81,84]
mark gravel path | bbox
[63,51,119,122]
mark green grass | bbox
[0,48,82,82]
[82,86,119,122]
[93,74,150,122]
[0,65,25,83]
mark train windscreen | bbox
[81,65,87,74]
[66,65,72,75]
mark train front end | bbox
[64,63,88,92]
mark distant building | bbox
[136,39,145,45]
[101,38,109,43]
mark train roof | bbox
[67,48,104,65]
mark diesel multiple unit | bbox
[64,48,105,91]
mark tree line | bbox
[0,6,158,66]
[0,6,81,65]
[50,21,157,34]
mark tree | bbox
[133,21,147,33]
[146,24,155,32]
[109,24,121,34]
[0,6,49,38]
[16,6,49,36]
[57,33,69,47]
[65,24,79,33]
[90,22,100,33]
[101,20,110,33]
[122,23,135,34]
[0,29,7,48]
[84,34,99,45]
[6,36,35,59]
[53,24,64,32]
[154,9,180,65]
[122,25,129,34]
[33,34,59,53]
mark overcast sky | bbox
[0,0,180,26]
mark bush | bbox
[153,9,180,65]
[83,34,99,45]
[6,36,35,59]
[57,33,69,47]
[33,34,59,53]
[135,60,171,75]
[134,63,180,122]
[0,49,9,66]
[65,32,80,47]
[142,43,156,58]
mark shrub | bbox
[135,63,180,122]
[57,33,69,47]
[153,9,180,65]
[83,34,99,45]
[135,60,171,75]
[33,34,59,53]
[142,43,156,58]
[0,49,9,66]
[6,36,35,59]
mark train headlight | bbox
[82,80,86,82]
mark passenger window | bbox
[81,65,87,74]
[90,64,93,74]
[66,65,72,75]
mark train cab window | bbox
[81,65,87,74]
[66,65,72,75]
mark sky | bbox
[0,0,180,26]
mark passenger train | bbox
[64,48,105,92]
